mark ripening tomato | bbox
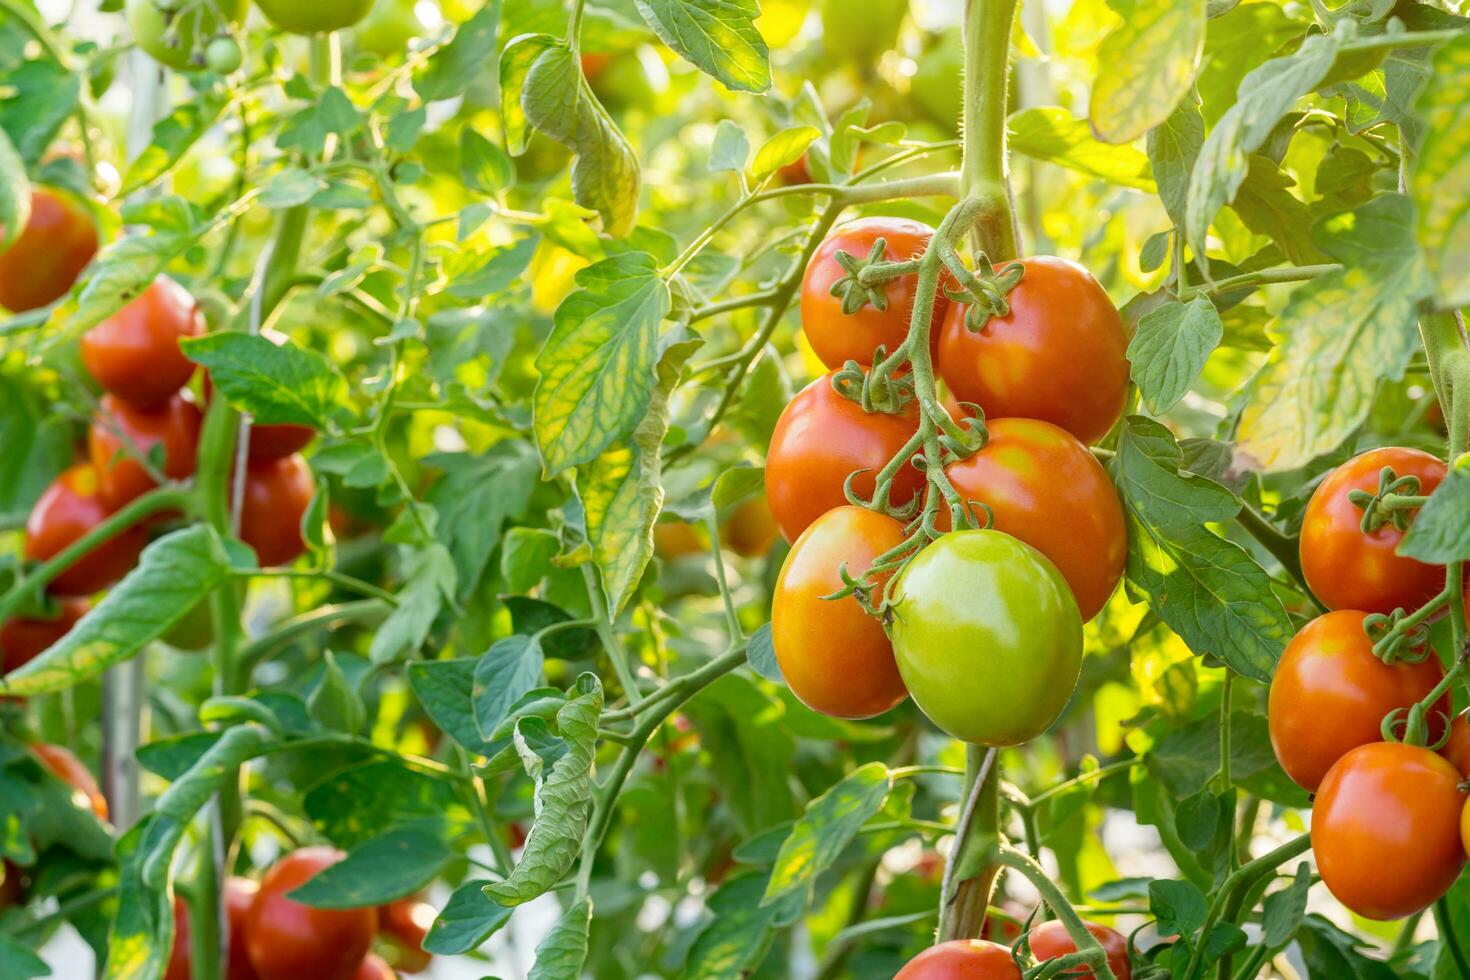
[26,465,148,596]
[936,257,1129,446]
[1,599,87,674]
[1027,920,1131,980]
[239,455,315,567]
[779,154,811,186]
[722,495,780,558]
[772,506,909,719]
[32,743,107,820]
[256,0,375,33]
[126,0,249,70]
[355,954,396,980]
[800,218,945,370]
[1299,447,1446,615]
[80,277,203,406]
[1268,610,1448,792]
[352,0,424,56]
[941,418,1125,620]
[765,373,923,543]
[379,898,434,973]
[165,876,260,980]
[245,848,378,980]
[1443,714,1470,777]
[895,939,1022,979]
[0,188,99,312]
[1312,742,1466,920]
[890,529,1083,746]
[89,393,203,510]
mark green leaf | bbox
[0,60,79,167]
[423,880,514,955]
[1410,32,1470,308]
[0,127,29,252]
[1147,101,1203,229]
[70,200,197,334]
[103,823,175,980]
[1400,458,1470,562]
[181,332,346,427]
[1128,296,1223,414]
[746,622,782,682]
[1262,862,1312,948]
[683,674,796,833]
[1008,107,1156,190]
[533,252,671,476]
[684,873,787,978]
[1147,708,1305,806]
[289,829,453,908]
[1297,914,1399,979]
[3,526,232,696]
[484,674,603,906]
[634,0,770,93]
[1236,195,1427,472]
[1150,878,1208,939]
[473,635,546,739]
[1229,156,1328,266]
[751,126,820,180]
[578,330,702,614]
[761,763,891,905]
[425,444,539,595]
[444,235,540,302]
[1112,418,1290,682]
[1089,0,1205,143]
[0,935,49,978]
[368,544,457,663]
[407,658,496,755]
[527,897,592,980]
[709,119,750,174]
[308,651,366,735]
[414,4,501,102]
[461,127,515,196]
[522,44,640,236]
[500,34,558,157]
[304,758,474,849]
[1185,28,1342,256]
[0,376,72,527]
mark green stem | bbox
[939,745,1000,942]
[960,0,1021,259]
[1436,898,1470,980]
[1024,757,1141,808]
[704,512,743,642]
[582,564,640,704]
[993,846,1117,980]
[1234,504,1311,599]
[1180,264,1340,300]
[602,646,748,723]
[236,600,390,678]
[1185,833,1312,980]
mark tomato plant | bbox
[0,0,1468,978]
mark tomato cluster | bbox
[896,920,1131,978]
[1266,447,1470,920]
[768,221,1127,748]
[164,847,433,980]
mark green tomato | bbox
[820,0,907,61]
[161,597,214,652]
[890,529,1083,746]
[126,0,249,70]
[256,0,376,34]
[204,35,243,73]
[351,0,424,56]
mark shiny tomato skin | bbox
[32,743,107,820]
[239,455,315,567]
[1268,611,1448,792]
[80,277,204,407]
[1028,920,1131,980]
[1299,447,1446,615]
[379,898,433,973]
[244,847,378,980]
[800,218,944,370]
[1313,742,1466,920]
[166,876,261,980]
[936,257,1129,446]
[25,465,147,596]
[1443,714,1470,778]
[89,393,203,511]
[895,939,1022,979]
[256,0,374,33]
[0,188,99,312]
[941,418,1125,620]
[890,529,1083,746]
[766,373,923,543]
[354,954,396,980]
[1,599,88,674]
[771,506,909,719]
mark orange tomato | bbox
[895,939,1022,979]
[80,277,203,407]
[0,188,99,312]
[89,393,203,510]
[32,743,107,820]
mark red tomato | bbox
[166,876,261,980]
[0,188,99,312]
[355,954,396,980]
[1299,447,1446,615]
[1268,610,1448,792]
[580,52,612,79]
[896,939,1022,979]
[25,465,147,596]
[771,505,909,719]
[800,218,945,370]
[89,393,203,510]
[0,861,23,908]
[238,454,315,566]
[80,277,204,407]
[779,154,812,186]
[379,898,433,973]
[32,743,107,820]
[1443,713,1470,778]
[1,599,88,673]
[244,848,378,980]
[1027,920,1131,980]
[936,257,1129,445]
[941,418,1125,620]
[765,373,923,543]
[1312,742,1466,920]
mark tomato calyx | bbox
[827,237,920,314]
[945,254,1026,332]
[1346,465,1428,533]
[1363,607,1435,665]
[831,358,915,415]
